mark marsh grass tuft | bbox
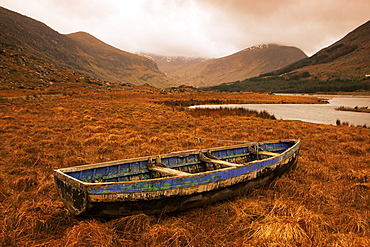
[250,216,311,245]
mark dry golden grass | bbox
[0,90,369,246]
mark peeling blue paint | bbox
[60,141,299,195]
[87,159,275,194]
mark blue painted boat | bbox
[54,139,300,217]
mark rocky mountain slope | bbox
[67,32,173,87]
[0,7,172,88]
[144,44,307,87]
[264,20,370,81]
[205,20,370,93]
[0,39,104,92]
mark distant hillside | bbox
[0,7,86,70]
[143,44,307,87]
[139,53,208,74]
[0,7,172,88]
[263,20,370,82]
[206,20,370,93]
[139,53,208,86]
[67,32,173,88]
[0,38,104,92]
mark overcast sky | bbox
[1,0,369,58]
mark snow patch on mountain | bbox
[138,53,208,63]
[242,44,271,52]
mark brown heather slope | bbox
[0,90,369,246]
[144,44,307,87]
[0,39,115,94]
[0,7,172,88]
[0,7,86,71]
[268,20,370,81]
[67,32,173,88]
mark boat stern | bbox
[54,170,90,215]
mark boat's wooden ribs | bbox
[199,152,242,167]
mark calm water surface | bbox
[190,95,370,126]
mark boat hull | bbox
[84,153,297,217]
[54,140,300,217]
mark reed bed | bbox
[336,106,370,113]
[0,90,369,246]
[189,107,276,120]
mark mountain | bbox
[205,20,370,93]
[142,44,307,87]
[67,32,173,87]
[139,53,208,87]
[0,36,101,92]
[0,7,172,88]
[139,53,207,77]
[264,20,370,82]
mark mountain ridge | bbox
[0,7,86,70]
[2,6,366,93]
[0,7,173,88]
[204,20,370,93]
[67,32,173,87]
[143,44,307,87]
[260,20,370,81]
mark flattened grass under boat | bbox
[54,139,300,217]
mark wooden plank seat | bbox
[249,146,279,157]
[199,152,242,167]
[148,166,190,177]
[258,151,279,156]
[148,157,191,177]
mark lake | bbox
[189,95,370,126]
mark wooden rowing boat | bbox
[54,139,300,217]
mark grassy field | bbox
[0,90,369,246]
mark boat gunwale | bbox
[54,139,300,187]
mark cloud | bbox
[0,0,369,57]
[198,0,370,56]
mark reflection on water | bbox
[190,95,370,126]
